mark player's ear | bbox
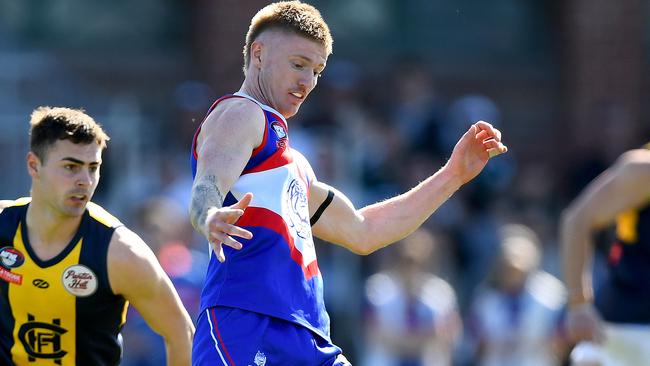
[251,41,263,68]
[26,151,41,178]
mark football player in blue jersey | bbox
[189,2,507,365]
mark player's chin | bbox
[62,202,88,217]
[281,106,300,119]
[282,99,304,117]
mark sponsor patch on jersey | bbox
[0,246,25,269]
[0,266,23,284]
[271,121,287,139]
[61,264,97,297]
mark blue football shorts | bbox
[192,306,351,366]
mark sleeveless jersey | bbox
[596,144,650,324]
[0,198,129,365]
[190,92,331,341]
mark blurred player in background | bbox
[0,107,194,365]
[468,224,567,366]
[561,144,650,365]
[362,228,461,366]
[189,1,507,365]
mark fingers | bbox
[211,241,226,263]
[474,120,502,141]
[474,121,507,158]
[208,230,248,263]
[231,192,253,210]
[484,140,508,158]
[204,194,255,263]
[210,232,244,250]
[208,219,253,238]
[217,207,245,222]
[206,217,253,262]
[223,235,245,250]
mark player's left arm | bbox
[310,121,506,254]
[108,227,194,366]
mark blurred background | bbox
[1,0,649,365]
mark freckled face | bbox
[255,31,327,118]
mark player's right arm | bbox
[189,98,264,261]
[560,148,650,342]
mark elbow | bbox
[187,322,196,338]
[559,205,593,242]
[162,320,194,355]
[346,236,379,256]
[178,321,196,346]
[349,245,374,256]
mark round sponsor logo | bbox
[0,247,25,269]
[61,265,97,297]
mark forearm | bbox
[358,166,462,253]
[189,174,224,236]
[560,212,594,307]
[164,331,193,366]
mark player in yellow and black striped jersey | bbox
[0,107,194,366]
[0,198,127,365]
[561,143,650,365]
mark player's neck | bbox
[25,197,83,250]
[240,77,271,108]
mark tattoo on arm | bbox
[189,175,224,236]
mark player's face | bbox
[30,140,102,217]
[498,261,528,293]
[258,31,327,118]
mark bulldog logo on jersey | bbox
[61,265,98,297]
[285,179,311,239]
[0,246,25,269]
[253,351,267,366]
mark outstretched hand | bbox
[204,193,254,262]
[445,121,507,185]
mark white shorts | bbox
[570,323,650,366]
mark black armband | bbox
[310,189,334,226]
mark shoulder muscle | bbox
[196,97,266,157]
[107,226,164,297]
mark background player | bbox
[561,144,650,365]
[0,107,194,365]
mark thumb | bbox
[466,123,478,139]
[455,124,477,148]
[458,124,478,142]
[231,192,253,210]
